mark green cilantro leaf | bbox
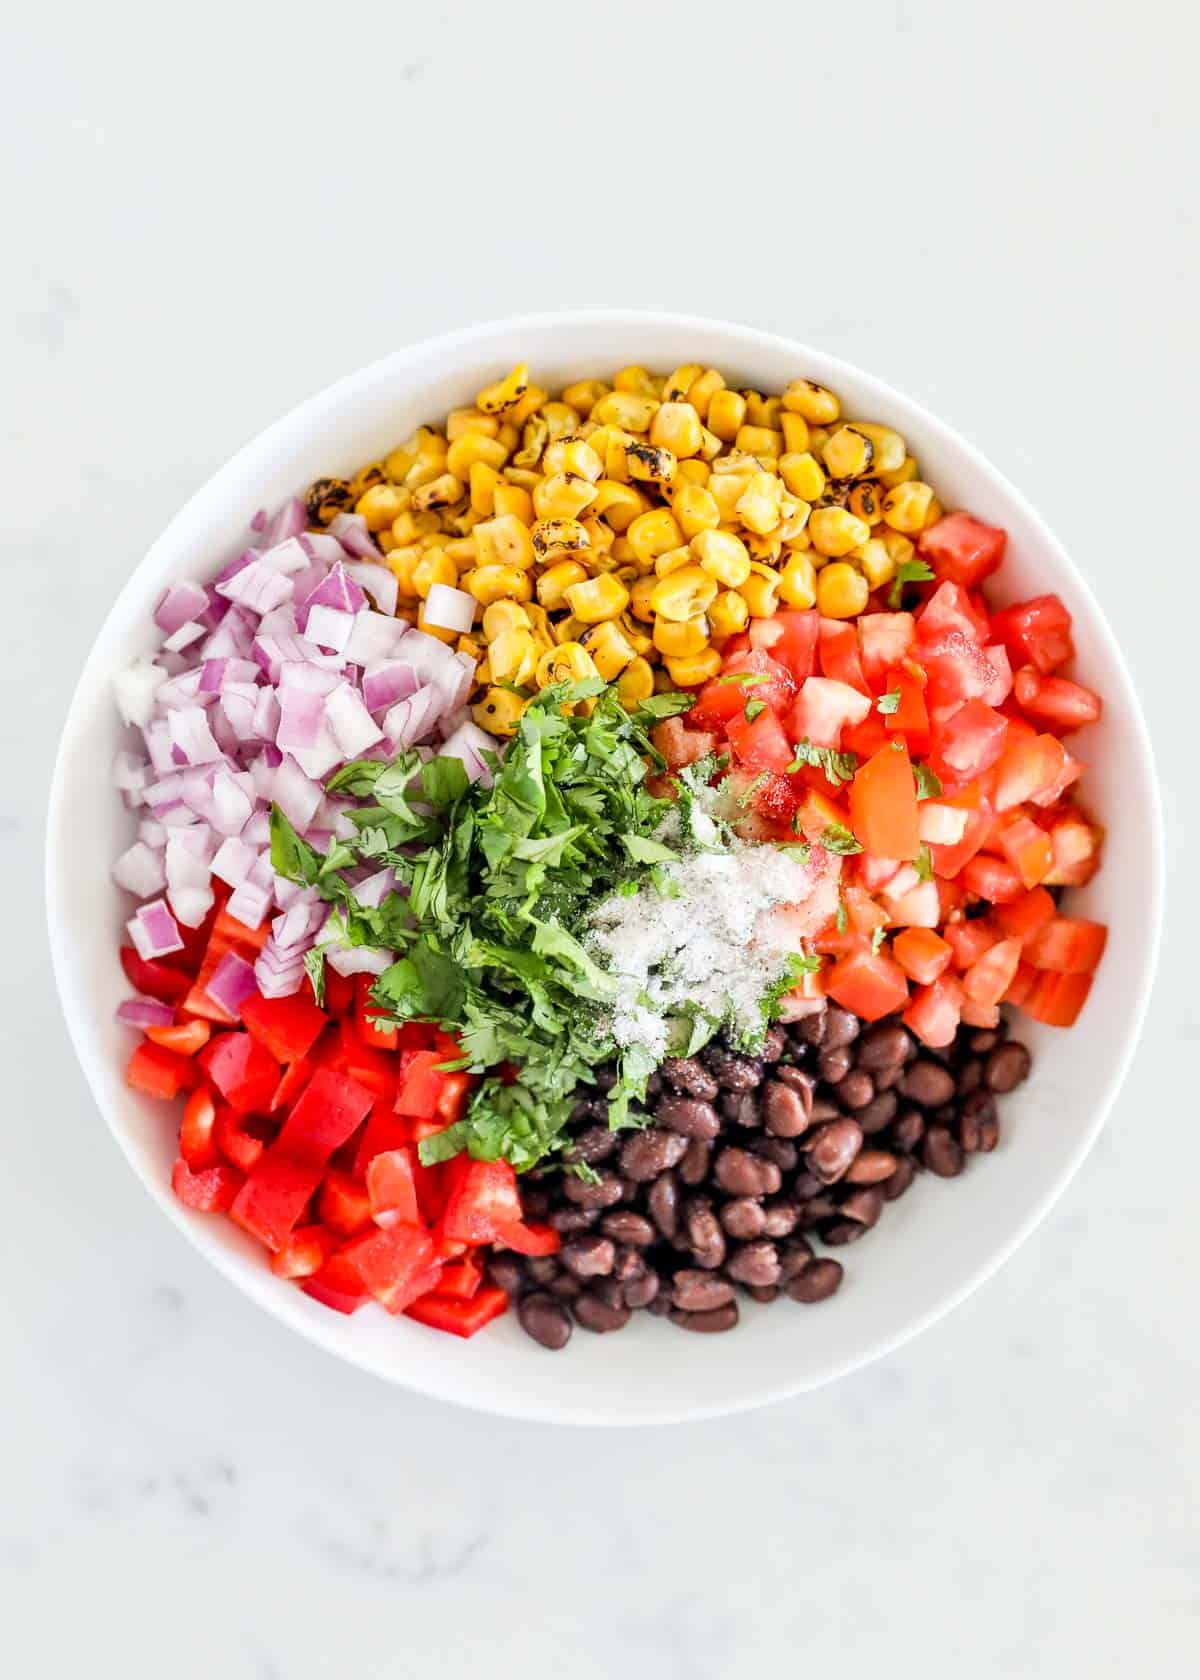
[913,762,943,800]
[914,842,934,882]
[887,558,935,608]
[716,671,770,687]
[819,821,864,856]
[633,691,695,720]
[302,945,327,1007]
[787,737,858,787]
[876,689,902,715]
[743,699,767,722]
[871,925,887,953]
[835,897,848,934]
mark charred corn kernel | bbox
[445,536,479,571]
[446,408,499,442]
[411,472,465,514]
[662,364,703,403]
[782,379,840,424]
[524,603,555,651]
[649,401,703,459]
[384,445,416,481]
[412,550,457,598]
[778,552,818,609]
[698,426,724,461]
[469,461,502,517]
[581,620,636,679]
[474,686,526,736]
[823,425,875,479]
[672,482,720,540]
[779,451,826,502]
[562,378,610,414]
[349,462,386,499]
[710,475,753,523]
[777,496,811,541]
[653,616,709,658]
[474,513,535,571]
[531,518,590,563]
[734,424,782,459]
[736,470,784,535]
[390,510,421,547]
[448,506,483,537]
[446,434,508,479]
[625,442,676,487]
[385,546,422,598]
[877,453,918,490]
[691,527,751,587]
[356,483,407,530]
[745,393,783,429]
[808,425,831,458]
[488,627,539,686]
[613,364,660,397]
[475,655,493,685]
[709,588,749,637]
[780,413,811,454]
[855,538,896,590]
[405,451,450,492]
[809,505,871,557]
[467,563,533,606]
[593,390,658,432]
[707,388,747,441]
[544,403,581,445]
[514,416,548,469]
[506,384,550,428]
[536,559,589,610]
[653,546,693,579]
[816,561,869,618]
[619,612,653,657]
[563,572,630,623]
[739,563,782,618]
[617,656,655,707]
[650,564,718,622]
[457,634,484,662]
[748,532,784,565]
[665,648,722,686]
[627,507,684,567]
[629,574,659,621]
[852,423,907,474]
[543,438,602,482]
[653,666,676,693]
[536,641,598,688]
[477,364,529,415]
[552,613,585,645]
[416,606,459,645]
[676,458,711,487]
[579,512,614,554]
[503,467,541,494]
[686,367,725,420]
[846,481,883,525]
[602,429,633,483]
[482,600,531,640]
[882,480,935,533]
[492,482,533,523]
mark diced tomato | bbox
[1004,960,1038,1007]
[960,1000,1001,1029]
[793,785,851,845]
[826,947,910,1021]
[929,699,1009,783]
[395,1049,449,1120]
[857,613,915,688]
[119,946,191,1004]
[893,927,954,984]
[651,717,718,772]
[818,620,869,693]
[240,992,328,1063]
[925,784,991,879]
[960,851,1025,904]
[919,512,1006,588]
[962,937,1022,1007]
[230,1153,324,1251]
[144,1019,211,1055]
[343,1223,441,1314]
[916,580,990,646]
[881,667,931,753]
[269,1055,314,1112]
[1023,970,1093,1027]
[990,731,1068,812]
[197,1031,279,1114]
[689,651,795,729]
[214,1108,270,1173]
[746,771,802,829]
[726,704,793,771]
[902,973,964,1048]
[405,1286,509,1338]
[748,609,820,682]
[301,1250,369,1313]
[126,1040,197,1100]
[319,1170,374,1238]
[1025,915,1108,974]
[440,1158,525,1245]
[841,712,891,761]
[789,677,872,748]
[270,1225,338,1280]
[435,1071,473,1124]
[849,741,919,861]
[920,631,1002,707]
[171,1157,243,1213]
[1013,667,1101,733]
[918,800,969,845]
[886,880,941,928]
[1044,810,1102,885]
[995,815,1053,889]
[366,1147,420,1228]
[943,918,1001,970]
[278,1068,375,1168]
[437,1253,484,1300]
[179,1089,219,1168]
[990,594,1075,674]
[993,886,1057,943]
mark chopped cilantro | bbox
[716,671,770,687]
[736,771,770,808]
[876,689,902,715]
[887,558,935,608]
[633,691,695,721]
[914,842,934,882]
[302,945,327,1007]
[787,737,858,787]
[870,925,887,953]
[835,897,848,934]
[913,762,943,800]
[743,699,766,722]
[819,821,864,856]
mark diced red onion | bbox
[272,897,325,948]
[202,950,260,1017]
[353,867,395,908]
[117,996,177,1029]
[263,497,307,547]
[156,668,207,709]
[115,660,165,727]
[216,557,294,617]
[202,604,257,659]
[362,658,421,715]
[344,610,405,667]
[272,756,323,830]
[328,511,379,559]
[218,681,261,740]
[305,604,356,654]
[325,681,384,757]
[162,620,206,654]
[213,548,258,587]
[114,841,168,896]
[250,508,268,533]
[225,880,273,935]
[211,835,258,886]
[438,719,497,788]
[343,562,399,618]
[212,769,255,834]
[290,726,343,781]
[261,537,311,576]
[254,953,306,998]
[277,685,328,751]
[277,660,343,694]
[113,750,150,795]
[299,561,367,623]
[154,581,209,636]
[422,583,475,634]
[384,686,444,748]
[251,686,281,742]
[300,532,346,564]
[240,808,271,849]
[167,705,222,765]
[138,818,166,847]
[325,943,395,977]
[128,898,185,960]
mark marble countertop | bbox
[5,2,1196,1673]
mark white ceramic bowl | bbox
[46,312,1163,1426]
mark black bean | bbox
[745,1284,780,1304]
[725,1240,781,1287]
[761,1199,798,1238]
[901,1060,956,1107]
[591,1064,618,1093]
[774,1064,815,1097]
[958,1088,998,1153]
[873,1064,904,1092]
[750,1134,799,1172]
[836,1070,875,1111]
[518,1292,572,1349]
[548,1206,599,1233]
[714,1146,781,1197]
[978,1116,1000,1153]
[823,1006,861,1049]
[561,1123,618,1165]
[819,1045,853,1084]
[762,1079,812,1137]
[844,1148,899,1185]
[573,1291,631,1333]
[798,1194,839,1227]
[619,1128,688,1182]
[519,1182,552,1219]
[786,1258,844,1302]
[623,1269,661,1309]
[560,1234,616,1278]
[806,1118,863,1183]
[778,1237,815,1281]
[659,1056,720,1102]
[821,1219,867,1246]
[613,1247,646,1284]
[704,1048,764,1091]
[647,1171,680,1239]
[525,1256,560,1285]
[600,1210,655,1247]
[679,1138,713,1185]
[891,1108,926,1152]
[720,1198,767,1239]
[721,1090,761,1127]
[838,1186,884,1227]
[645,1291,672,1316]
[956,1058,984,1097]
[985,1042,1032,1093]
[969,1029,999,1053]
[656,1095,721,1140]
[760,1025,787,1062]
[810,1095,841,1124]
[856,1022,910,1073]
[485,1253,524,1293]
[670,1303,740,1333]
[546,1272,583,1300]
[883,1156,917,1201]
[922,1125,965,1177]
[856,1089,899,1134]
[790,1170,823,1201]
[684,1197,726,1269]
[563,1170,624,1209]
[672,1271,736,1312]
[791,1007,828,1047]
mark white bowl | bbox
[46,312,1163,1426]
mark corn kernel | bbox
[686,368,725,421]
[735,424,782,459]
[665,648,721,686]
[881,530,916,570]
[385,546,422,598]
[778,552,818,609]
[856,538,896,590]
[822,425,875,480]
[619,612,653,657]
[777,496,811,542]
[591,479,646,534]
[653,546,693,579]
[384,445,416,482]
[710,472,755,523]
[675,459,711,488]
[653,616,709,657]
[746,392,784,429]
[505,384,550,429]
[614,364,661,396]
[629,574,659,622]
[412,550,457,598]
[411,472,464,514]
[497,420,521,454]
[513,416,548,470]
[579,516,614,563]
[672,483,720,540]
[617,656,655,707]
[390,510,420,547]
[816,561,869,619]
[356,483,407,531]
[853,423,907,474]
[691,528,751,588]
[581,620,636,680]
[487,626,539,686]
[698,426,724,461]
[457,634,484,662]
[482,600,530,642]
[707,388,747,442]
[467,564,533,606]
[536,642,599,687]
[592,390,659,432]
[736,470,784,536]
[809,505,872,556]
[878,454,918,490]
[477,364,529,416]
[416,606,459,645]
[662,364,703,403]
[882,481,935,533]
[349,462,386,499]
[709,589,749,637]
[468,461,502,518]
[446,408,499,442]
[650,564,718,622]
[780,413,811,455]
[625,442,676,487]
[562,378,611,414]
[536,559,589,611]
[552,613,585,645]
[649,401,703,459]
[746,530,783,564]
[779,451,826,502]
[544,437,602,483]
[445,434,508,480]
[782,379,840,424]
[564,572,630,623]
[531,518,590,563]
[473,686,526,735]
[474,513,536,571]
[739,563,781,618]
[627,507,684,568]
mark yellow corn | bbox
[815,561,869,618]
[468,461,502,518]
[536,642,599,687]
[466,564,533,606]
[544,438,602,482]
[780,413,811,455]
[531,472,595,522]
[563,572,630,623]
[626,507,684,568]
[384,445,416,482]
[709,589,749,638]
[649,401,703,459]
[734,424,782,459]
[629,574,659,622]
[675,459,711,488]
[856,538,896,590]
[551,613,584,645]
[541,403,580,445]
[536,559,589,610]
[613,364,660,396]
[686,368,725,421]
[385,546,422,599]
[782,379,840,424]
[405,450,449,492]
[592,390,659,432]
[665,648,721,686]
[778,552,818,609]
[739,563,781,618]
[777,496,811,542]
[746,530,783,564]
[445,434,508,481]
[691,528,751,588]
[531,518,590,563]
[416,605,459,645]
[743,392,782,429]
[496,420,521,453]
[847,481,884,525]
[474,513,535,571]
[653,616,709,658]
[877,454,918,490]
[349,462,386,499]
[446,408,499,442]
[809,505,872,557]
[562,378,610,414]
[355,483,407,531]
[779,451,826,502]
[617,656,655,707]
[412,550,458,599]
[581,620,636,680]
[882,481,935,533]
[852,423,907,474]
[506,384,551,429]
[672,482,720,540]
[487,627,538,686]
[649,564,718,622]
[619,611,653,657]
[625,442,676,487]
[736,470,784,535]
[710,472,755,523]
[473,686,526,735]
[411,472,465,514]
[653,546,693,579]
[492,482,534,523]
[477,364,529,415]
[662,364,703,403]
[707,388,747,442]
[592,479,647,532]
[480,601,528,641]
[457,634,484,662]
[389,510,421,548]
[822,425,875,480]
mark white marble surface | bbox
[5,2,1197,1673]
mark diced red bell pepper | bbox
[1022,970,1093,1027]
[179,1088,219,1168]
[343,1223,441,1314]
[960,852,1025,904]
[353,973,399,1051]
[302,1250,369,1313]
[440,1158,525,1244]
[319,1170,374,1238]
[198,1031,280,1114]
[144,1019,211,1055]
[240,992,328,1064]
[826,947,910,1022]
[395,1049,450,1121]
[962,937,1023,1007]
[993,886,1057,943]
[1013,667,1102,734]
[278,1068,376,1168]
[181,932,241,1025]
[919,512,1006,588]
[493,1219,561,1257]
[120,946,191,1004]
[230,1153,324,1251]
[323,968,356,1018]
[405,1286,509,1339]
[332,1020,396,1103]
[126,1040,197,1100]
[902,974,964,1048]
[849,741,920,861]
[1025,915,1108,975]
[269,1055,314,1112]
[214,1108,271,1173]
[270,1224,338,1280]
[892,927,954,985]
[354,1110,412,1174]
[366,1147,420,1228]
[438,1253,484,1300]
[171,1157,243,1212]
[990,594,1075,674]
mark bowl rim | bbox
[45,309,1164,1424]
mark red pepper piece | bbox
[354,1110,412,1175]
[318,1170,374,1238]
[181,931,241,1025]
[126,1040,197,1100]
[197,1031,280,1114]
[120,945,191,1004]
[269,1056,314,1113]
[145,1019,211,1055]
[366,1148,420,1228]
[405,1286,509,1338]
[270,1225,338,1280]
[394,1049,448,1120]
[439,1158,524,1244]
[494,1220,561,1257]
[277,1068,376,1168]
[323,968,356,1018]
[230,1154,324,1252]
[353,974,399,1051]
[214,1109,272,1174]
[240,992,328,1064]
[302,1250,369,1313]
[332,1020,396,1103]
[343,1224,441,1314]
[212,907,270,951]
[437,1253,484,1299]
[178,1088,219,1169]
[171,1157,243,1212]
